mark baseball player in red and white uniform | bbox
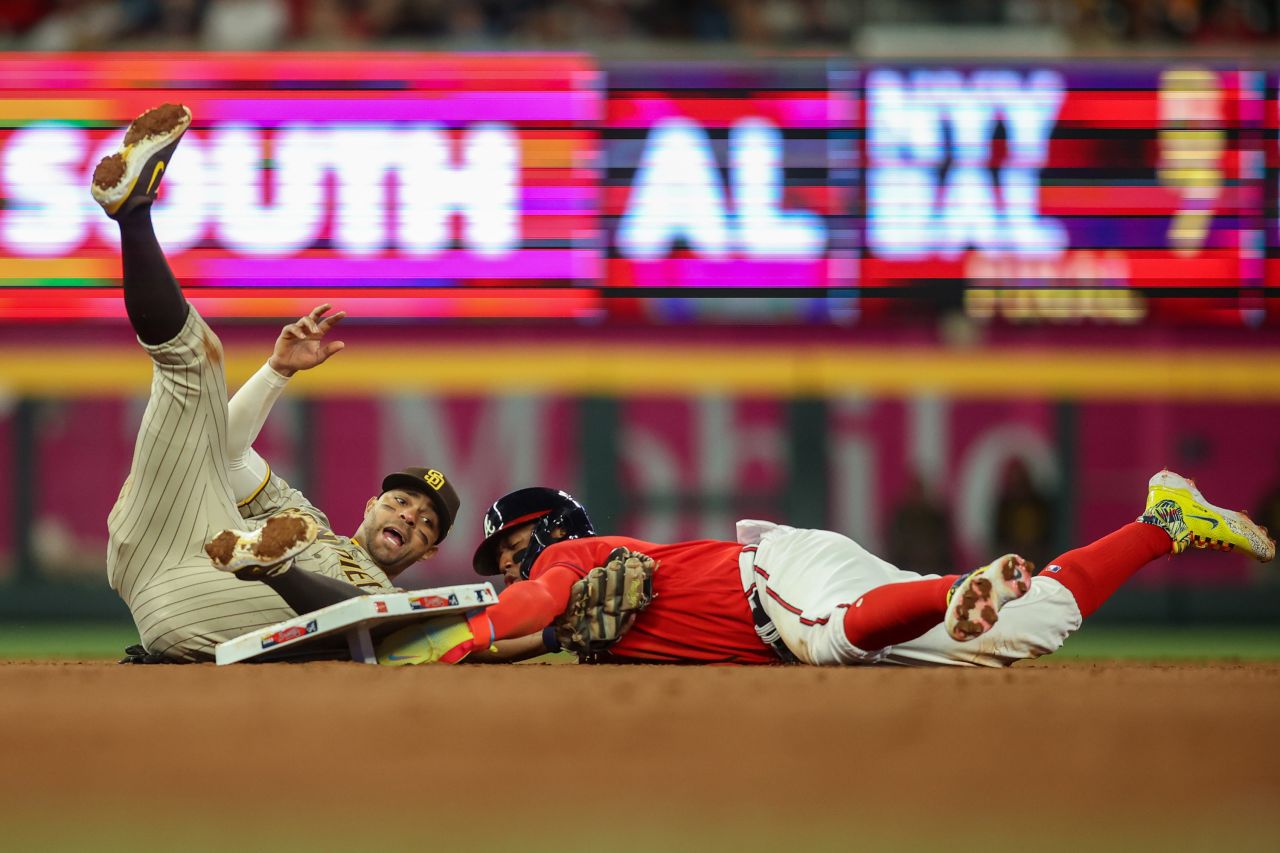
[381,474,1274,666]
[94,103,461,661]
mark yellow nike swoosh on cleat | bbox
[145,161,166,194]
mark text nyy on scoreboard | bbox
[0,54,1274,323]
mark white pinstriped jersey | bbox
[107,308,391,662]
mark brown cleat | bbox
[205,510,319,580]
[945,554,1033,642]
[90,103,192,219]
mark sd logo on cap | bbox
[381,466,461,542]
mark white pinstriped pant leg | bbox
[106,308,289,660]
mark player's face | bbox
[495,522,536,587]
[362,489,440,576]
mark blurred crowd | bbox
[874,0,1278,42]
[0,0,1274,50]
[886,459,1058,577]
[0,0,846,50]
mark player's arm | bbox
[465,632,556,663]
[467,566,580,646]
[376,566,580,665]
[227,304,346,503]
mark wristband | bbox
[466,611,496,648]
[541,625,561,653]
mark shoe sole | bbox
[1149,470,1275,562]
[946,554,1033,642]
[205,511,319,573]
[90,104,192,218]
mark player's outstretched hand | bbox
[268,304,346,378]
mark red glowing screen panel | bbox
[0,53,603,319]
[0,55,1273,323]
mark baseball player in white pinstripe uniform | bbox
[93,103,460,661]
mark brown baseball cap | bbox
[381,467,461,542]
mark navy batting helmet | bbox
[472,487,595,580]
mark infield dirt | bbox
[2,660,1276,852]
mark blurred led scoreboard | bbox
[0,54,1275,323]
[863,64,1269,325]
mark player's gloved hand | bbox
[376,615,479,666]
[554,547,657,661]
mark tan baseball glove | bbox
[554,547,657,661]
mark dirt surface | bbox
[91,153,125,190]
[254,514,312,559]
[121,103,187,146]
[2,661,1277,851]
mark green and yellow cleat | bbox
[1141,470,1275,562]
[90,103,191,219]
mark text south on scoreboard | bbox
[0,54,1273,324]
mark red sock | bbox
[842,575,961,651]
[1039,522,1172,619]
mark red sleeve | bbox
[528,538,614,581]
[467,565,579,645]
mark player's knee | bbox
[793,625,883,666]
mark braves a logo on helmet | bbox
[484,516,497,538]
